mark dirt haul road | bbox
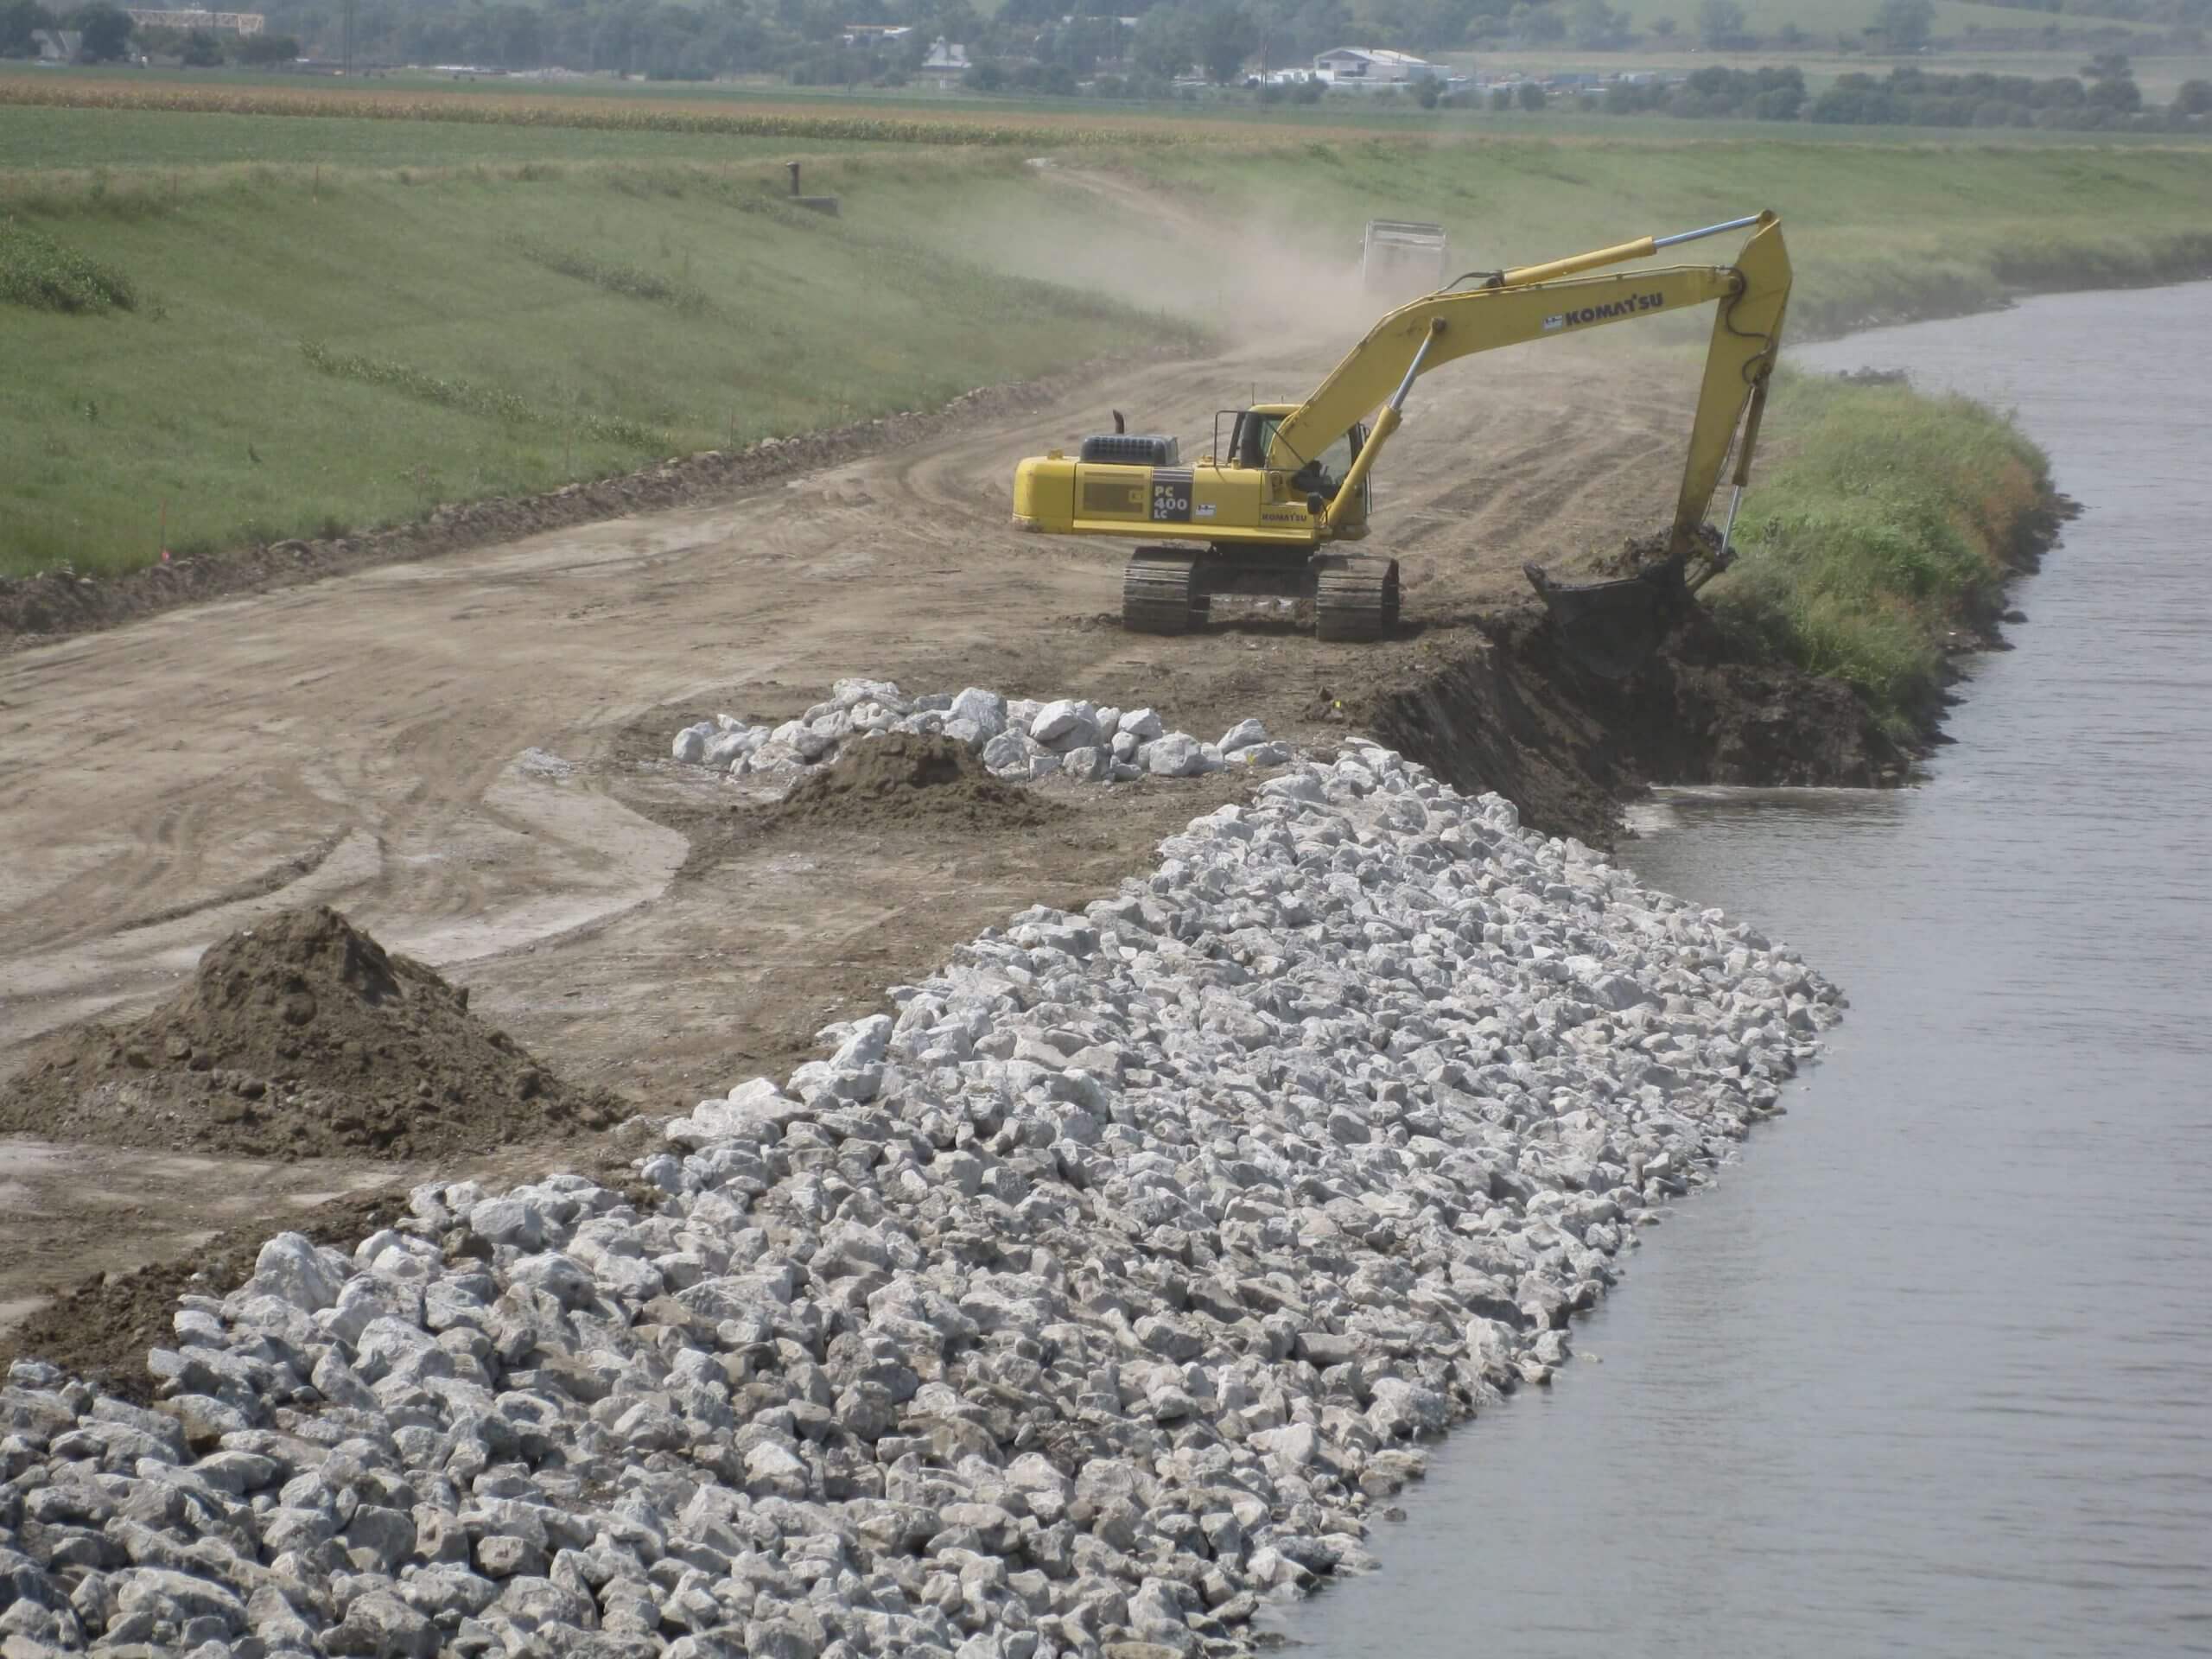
[0,330,1701,1330]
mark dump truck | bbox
[1361,219,1451,298]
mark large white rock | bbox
[1030,699,1101,752]
[1219,717,1268,750]
[949,687,1007,738]
[831,677,906,711]
[981,731,1028,775]
[706,728,761,768]
[1059,747,1112,784]
[1145,734,1222,778]
[251,1233,346,1313]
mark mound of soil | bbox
[772,733,1066,831]
[0,906,626,1160]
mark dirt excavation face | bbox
[0,905,625,1160]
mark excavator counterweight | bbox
[1009,212,1791,671]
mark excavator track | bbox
[1122,549,1207,636]
[1313,555,1400,643]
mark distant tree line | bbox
[1808,56,2207,124]
[1595,63,1808,118]
[1976,0,2206,23]
[1580,54,2206,125]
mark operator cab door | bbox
[1229,411,1370,524]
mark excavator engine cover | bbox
[1523,558,1690,681]
[1078,434,1179,467]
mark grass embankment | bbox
[1714,375,2052,732]
[2,84,2206,582]
[0,153,1198,576]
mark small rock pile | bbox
[0,743,1838,1658]
[672,680,1291,787]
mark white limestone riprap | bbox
[0,739,1839,1659]
[670,681,1288,789]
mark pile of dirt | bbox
[771,733,1062,830]
[0,906,626,1159]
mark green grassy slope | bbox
[0,155,1186,574]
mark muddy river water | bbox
[1286,284,2212,1656]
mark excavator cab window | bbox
[1230,410,1276,471]
[1301,428,1359,496]
[1232,411,1367,505]
[1289,425,1369,513]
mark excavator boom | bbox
[1273,211,1790,562]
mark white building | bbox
[1313,47,1443,85]
[915,38,971,79]
[124,9,266,34]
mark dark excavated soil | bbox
[0,906,628,1160]
[1366,602,1909,846]
[677,733,1069,880]
[772,732,1064,830]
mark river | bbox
[1285,283,2212,1656]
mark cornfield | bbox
[0,215,136,312]
[0,78,1182,149]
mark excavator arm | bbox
[1271,212,1791,569]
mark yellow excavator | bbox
[1010,211,1791,677]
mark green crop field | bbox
[0,105,909,174]
[3,77,2210,582]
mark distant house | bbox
[840,22,912,48]
[1313,47,1442,85]
[915,38,970,79]
[124,10,266,34]
[31,28,84,60]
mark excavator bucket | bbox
[1522,558,1690,681]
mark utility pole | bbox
[342,0,354,76]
